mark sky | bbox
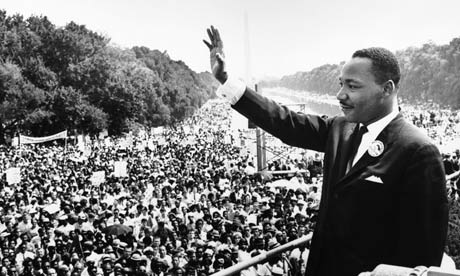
[3,0,460,80]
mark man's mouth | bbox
[340,102,353,110]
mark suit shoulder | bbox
[396,118,441,153]
[399,119,434,144]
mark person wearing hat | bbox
[151,258,169,275]
[57,265,71,276]
[101,257,114,276]
[271,266,284,276]
[128,251,143,271]
[82,240,101,264]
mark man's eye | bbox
[349,84,358,89]
[339,82,343,88]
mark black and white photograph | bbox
[1,1,460,276]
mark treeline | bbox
[261,39,460,109]
[0,10,218,143]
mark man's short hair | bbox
[352,47,401,86]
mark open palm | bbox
[203,26,228,84]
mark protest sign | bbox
[6,168,21,184]
[114,161,128,177]
[91,171,105,186]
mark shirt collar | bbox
[363,108,399,137]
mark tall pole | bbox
[244,12,251,85]
[255,84,267,171]
[245,12,266,171]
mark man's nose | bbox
[336,87,347,101]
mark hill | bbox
[261,40,460,109]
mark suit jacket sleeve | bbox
[392,142,448,267]
[232,87,334,152]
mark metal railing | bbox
[210,233,460,276]
[211,233,312,276]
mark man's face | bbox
[337,57,387,125]
[153,238,161,247]
[102,262,113,275]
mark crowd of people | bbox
[0,97,458,276]
[0,100,322,276]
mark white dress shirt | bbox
[352,108,399,166]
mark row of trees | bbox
[0,10,218,143]
[261,39,460,109]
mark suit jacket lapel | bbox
[335,113,404,187]
[330,123,359,188]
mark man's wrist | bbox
[216,77,246,105]
[217,72,228,84]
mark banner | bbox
[20,130,67,145]
[6,168,21,184]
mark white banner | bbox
[20,130,67,145]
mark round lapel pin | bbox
[368,140,384,157]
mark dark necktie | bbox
[347,125,368,172]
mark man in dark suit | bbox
[203,26,448,276]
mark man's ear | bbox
[382,80,395,97]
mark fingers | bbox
[205,25,224,49]
[213,26,223,48]
[203,40,212,50]
[207,28,214,44]
[211,25,218,45]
